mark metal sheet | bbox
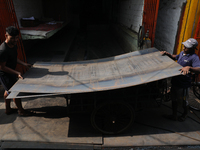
[8,91,62,99]
[8,48,182,98]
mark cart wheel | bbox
[188,85,200,110]
[189,99,200,111]
[91,101,135,134]
[193,84,200,100]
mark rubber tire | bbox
[189,85,200,110]
[193,84,200,100]
[91,101,135,134]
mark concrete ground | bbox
[1,25,200,149]
[1,96,200,149]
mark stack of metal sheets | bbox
[8,48,182,99]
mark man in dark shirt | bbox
[161,38,200,121]
[0,26,33,116]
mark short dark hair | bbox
[6,26,19,36]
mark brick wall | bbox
[13,0,43,27]
[118,0,144,33]
[154,0,187,54]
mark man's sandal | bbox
[178,116,186,122]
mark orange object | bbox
[0,0,27,74]
[142,0,160,47]
[174,4,186,55]
[194,16,200,56]
[176,0,200,55]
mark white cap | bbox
[182,38,198,49]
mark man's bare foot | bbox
[18,110,36,117]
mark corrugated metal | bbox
[8,48,182,99]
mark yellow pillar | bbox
[176,0,200,54]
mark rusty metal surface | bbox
[8,48,182,98]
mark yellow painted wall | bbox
[176,0,200,54]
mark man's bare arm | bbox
[0,62,23,79]
[17,58,32,68]
[160,51,176,60]
[180,66,200,75]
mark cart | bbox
[7,48,182,134]
[65,79,167,134]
